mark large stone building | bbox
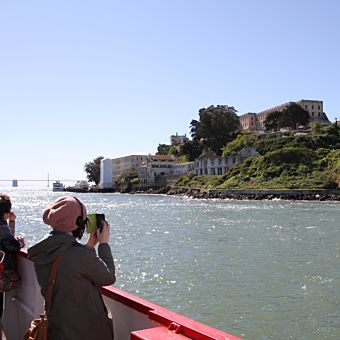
[100,155,148,188]
[170,133,189,147]
[101,154,196,188]
[240,99,328,131]
[111,155,148,182]
[239,112,260,131]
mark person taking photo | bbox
[28,196,116,340]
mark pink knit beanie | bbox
[43,196,87,232]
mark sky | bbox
[1,0,339,186]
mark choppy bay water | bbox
[4,188,340,340]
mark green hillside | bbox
[176,125,340,190]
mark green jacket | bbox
[28,232,116,340]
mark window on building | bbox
[318,105,320,110]
[312,105,314,109]
[312,112,314,117]
[305,105,308,109]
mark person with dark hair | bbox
[0,194,25,339]
[0,194,15,235]
[28,196,116,340]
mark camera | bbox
[86,214,106,234]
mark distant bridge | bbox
[0,179,78,187]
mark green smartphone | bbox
[86,213,105,234]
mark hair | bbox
[0,194,12,221]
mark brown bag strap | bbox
[44,253,64,313]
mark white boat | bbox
[2,250,242,340]
[52,181,65,192]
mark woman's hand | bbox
[86,228,99,249]
[97,220,110,244]
[17,235,25,248]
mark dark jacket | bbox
[0,220,21,270]
[28,232,116,340]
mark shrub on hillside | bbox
[262,147,315,165]
[323,180,338,189]
[222,132,257,156]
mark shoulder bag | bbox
[0,250,21,292]
[23,253,64,340]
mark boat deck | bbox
[2,250,242,340]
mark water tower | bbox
[100,158,113,188]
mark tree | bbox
[179,140,204,161]
[264,110,282,131]
[190,105,240,155]
[264,103,310,131]
[157,144,179,156]
[284,102,309,129]
[116,171,139,192]
[157,144,171,155]
[84,156,104,185]
[190,119,200,141]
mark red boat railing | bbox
[3,249,242,340]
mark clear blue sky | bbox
[1,0,339,184]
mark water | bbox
[3,188,340,339]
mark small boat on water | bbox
[2,250,242,340]
[52,180,65,192]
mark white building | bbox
[112,155,148,182]
[138,155,175,185]
[74,180,89,190]
[171,162,195,177]
[195,148,259,176]
[100,155,148,188]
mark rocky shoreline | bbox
[66,185,340,201]
[166,187,340,201]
